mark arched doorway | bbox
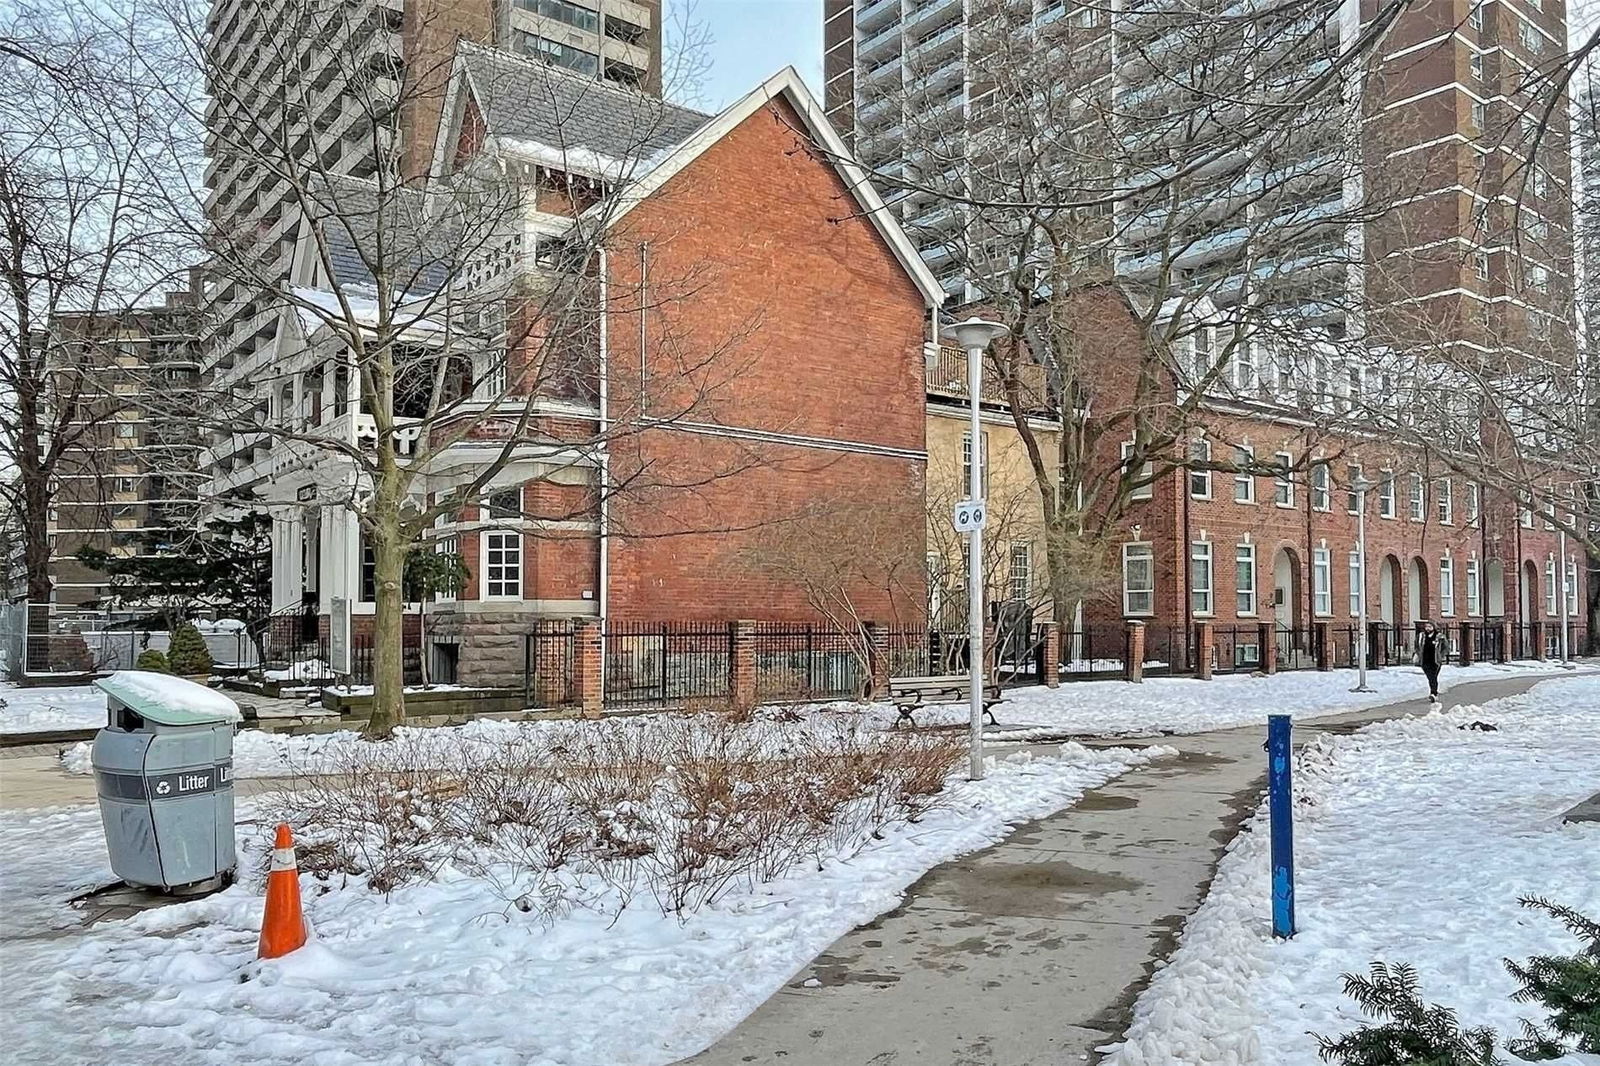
[1272,547,1301,665]
[1486,560,1505,617]
[1378,555,1400,624]
[1406,557,1429,624]
[1521,560,1539,622]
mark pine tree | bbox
[167,622,213,677]
[1504,897,1600,1060]
[1316,962,1503,1066]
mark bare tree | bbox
[0,6,189,607]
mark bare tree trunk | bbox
[366,507,408,737]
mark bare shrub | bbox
[262,714,964,920]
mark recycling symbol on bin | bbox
[155,780,172,796]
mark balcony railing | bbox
[925,344,1052,411]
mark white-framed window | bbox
[1521,501,1535,528]
[1346,464,1362,514]
[1527,263,1549,295]
[1274,451,1295,507]
[1568,558,1581,616]
[1469,50,1484,80]
[1408,473,1426,521]
[1439,558,1455,616]
[1519,20,1542,54]
[1008,542,1032,601]
[1122,441,1154,500]
[1466,559,1481,616]
[962,431,990,496]
[481,487,523,600]
[1468,2,1483,30]
[1470,100,1487,131]
[1348,549,1363,616]
[1122,542,1154,616]
[434,535,460,602]
[1311,462,1331,511]
[1189,437,1212,499]
[1379,471,1396,518]
[1466,482,1480,525]
[1473,249,1490,282]
[1236,542,1257,616]
[1313,548,1332,616]
[1190,327,1214,384]
[1191,540,1214,616]
[1545,559,1557,615]
[1437,478,1453,524]
[1233,343,1257,394]
[1233,445,1254,503]
[359,541,376,603]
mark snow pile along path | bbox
[0,684,106,734]
[905,660,1575,739]
[1103,673,1600,1066]
[3,743,1169,1066]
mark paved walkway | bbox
[685,671,1587,1066]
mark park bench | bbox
[888,674,1005,727]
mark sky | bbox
[691,0,823,109]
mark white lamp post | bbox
[940,316,1009,781]
[1557,525,1571,668]
[1351,476,1374,693]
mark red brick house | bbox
[399,47,945,684]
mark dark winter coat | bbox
[1418,630,1442,672]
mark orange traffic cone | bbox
[257,823,307,959]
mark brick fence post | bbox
[533,618,570,707]
[865,622,890,700]
[1314,621,1333,671]
[1458,621,1475,667]
[729,620,756,712]
[1194,621,1214,680]
[573,619,603,718]
[1258,622,1277,674]
[1126,621,1145,683]
[1498,619,1512,663]
[1041,623,1061,689]
[1530,621,1545,660]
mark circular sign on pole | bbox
[953,500,987,533]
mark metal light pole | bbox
[1351,477,1374,692]
[941,317,1009,781]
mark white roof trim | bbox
[587,66,946,308]
[427,53,474,183]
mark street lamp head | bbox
[941,317,1009,352]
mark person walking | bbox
[1417,620,1443,704]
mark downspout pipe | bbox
[598,246,610,682]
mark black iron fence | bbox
[604,621,732,708]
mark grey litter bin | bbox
[91,671,240,893]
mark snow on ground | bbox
[1103,673,1600,1066]
[0,683,106,734]
[910,660,1576,739]
[2,744,1168,1066]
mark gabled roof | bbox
[587,66,945,309]
[437,42,710,181]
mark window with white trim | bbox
[1469,50,1484,81]
[1468,3,1483,29]
[1466,482,1480,525]
[962,431,990,496]
[1346,464,1362,514]
[1233,445,1254,503]
[1408,473,1426,521]
[1437,478,1453,524]
[1122,542,1154,616]
[1312,548,1332,616]
[1568,558,1580,615]
[1236,542,1257,616]
[1519,20,1542,54]
[1189,437,1212,499]
[1122,441,1153,500]
[1190,327,1214,384]
[1379,471,1396,518]
[1521,501,1535,528]
[1545,559,1557,615]
[1191,541,1213,616]
[1311,462,1331,511]
[1470,100,1487,131]
[1439,558,1455,616]
[482,487,523,600]
[434,535,459,602]
[1008,542,1032,601]
[1273,451,1294,507]
[1466,559,1480,616]
[1348,549,1363,616]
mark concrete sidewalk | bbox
[684,672,1584,1066]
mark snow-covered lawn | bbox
[0,683,106,734]
[1,743,1166,1066]
[928,659,1578,739]
[1104,673,1600,1066]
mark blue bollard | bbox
[1268,714,1295,938]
